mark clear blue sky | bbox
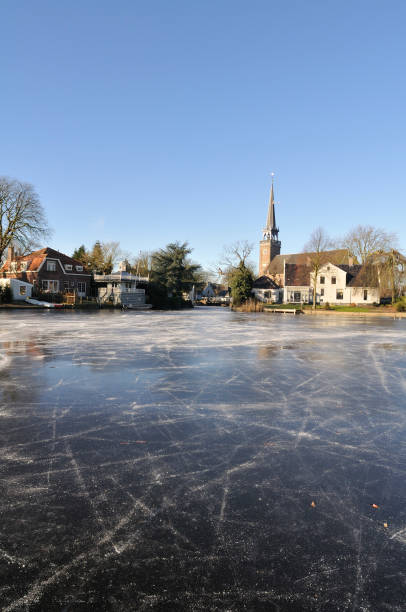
[1,0,405,272]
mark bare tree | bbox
[131,250,153,277]
[100,241,122,274]
[217,240,254,285]
[340,224,398,264]
[303,227,334,309]
[375,249,406,303]
[0,176,51,262]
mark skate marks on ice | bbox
[1,309,406,609]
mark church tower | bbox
[258,177,281,275]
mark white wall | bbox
[252,288,281,303]
[0,278,33,301]
[310,264,379,304]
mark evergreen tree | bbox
[230,261,254,306]
[72,244,87,263]
[151,242,201,306]
[90,241,105,273]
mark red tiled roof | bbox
[1,247,89,273]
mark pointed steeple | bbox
[263,175,279,241]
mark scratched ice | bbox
[1,308,406,610]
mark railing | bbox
[111,288,145,294]
[93,274,149,283]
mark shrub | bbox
[395,300,406,312]
[0,284,13,303]
[323,302,332,310]
[233,298,263,312]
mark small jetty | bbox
[265,308,302,315]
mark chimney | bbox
[7,245,15,262]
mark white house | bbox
[252,276,282,302]
[311,263,380,305]
[0,278,33,301]
[93,262,149,307]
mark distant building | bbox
[1,246,91,297]
[198,283,230,302]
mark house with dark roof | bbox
[1,246,91,297]
[283,264,313,304]
[310,262,380,305]
[251,275,282,302]
[283,261,380,304]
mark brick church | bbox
[252,180,379,305]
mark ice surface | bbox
[1,308,406,610]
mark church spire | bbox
[263,174,279,241]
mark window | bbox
[76,265,83,271]
[47,260,56,271]
[320,288,324,296]
[320,276,325,284]
[19,286,27,296]
[10,261,17,272]
[20,261,28,272]
[331,276,336,284]
[65,264,72,271]
[64,281,69,291]
[363,290,368,301]
[294,292,301,302]
[70,281,75,287]
[336,290,343,300]
[42,280,59,292]
[77,282,86,294]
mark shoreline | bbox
[301,308,406,319]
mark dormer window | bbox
[76,265,83,272]
[20,261,28,272]
[10,261,17,272]
[47,260,56,271]
[65,264,73,271]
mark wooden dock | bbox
[265,308,302,315]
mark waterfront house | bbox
[1,246,91,298]
[93,261,148,307]
[283,261,380,305]
[251,276,282,302]
[310,262,380,305]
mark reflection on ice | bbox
[0,308,406,610]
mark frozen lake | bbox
[1,307,406,611]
